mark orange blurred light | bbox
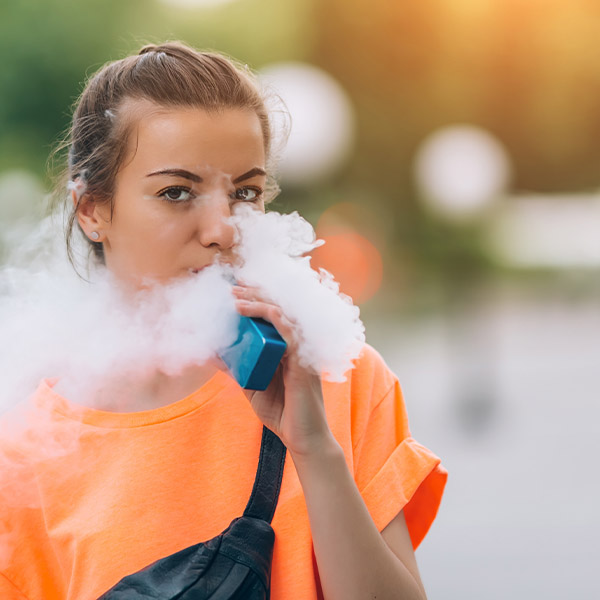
[311,230,383,305]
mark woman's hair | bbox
[55,41,278,267]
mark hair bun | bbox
[138,45,158,55]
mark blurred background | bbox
[1,0,599,597]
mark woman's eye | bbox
[232,187,262,202]
[159,186,193,203]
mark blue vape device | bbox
[219,316,287,391]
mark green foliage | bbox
[3,0,600,284]
[0,0,313,182]
[0,0,146,178]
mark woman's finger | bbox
[232,285,270,304]
[233,286,299,329]
[235,299,299,354]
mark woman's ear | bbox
[73,190,110,243]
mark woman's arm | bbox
[382,510,427,596]
[233,286,427,600]
[291,435,427,600]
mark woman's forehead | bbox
[119,101,265,177]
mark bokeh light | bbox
[158,0,239,9]
[2,2,600,597]
[311,203,384,305]
[259,62,355,185]
[488,194,600,268]
[414,125,512,222]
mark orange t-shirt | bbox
[0,344,447,599]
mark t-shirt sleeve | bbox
[351,348,447,549]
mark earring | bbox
[90,231,100,241]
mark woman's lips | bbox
[189,259,235,274]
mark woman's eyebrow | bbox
[145,169,203,183]
[232,167,267,183]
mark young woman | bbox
[0,42,446,599]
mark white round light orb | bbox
[158,0,238,8]
[260,62,355,186]
[414,125,512,221]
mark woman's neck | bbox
[56,360,221,412]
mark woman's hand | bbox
[232,284,335,458]
[233,285,428,600]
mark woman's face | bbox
[78,102,267,286]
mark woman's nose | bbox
[196,194,236,249]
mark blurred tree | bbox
[3,0,600,300]
[0,0,313,183]
[0,0,152,179]
[314,0,600,196]
[312,0,600,299]
[152,0,316,66]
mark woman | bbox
[0,42,446,599]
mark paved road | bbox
[365,288,600,599]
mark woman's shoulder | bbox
[0,384,65,511]
[322,342,401,423]
[346,342,399,399]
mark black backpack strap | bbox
[243,426,287,523]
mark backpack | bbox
[97,426,286,599]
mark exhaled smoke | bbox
[0,200,366,547]
[230,203,365,381]
[0,203,364,416]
